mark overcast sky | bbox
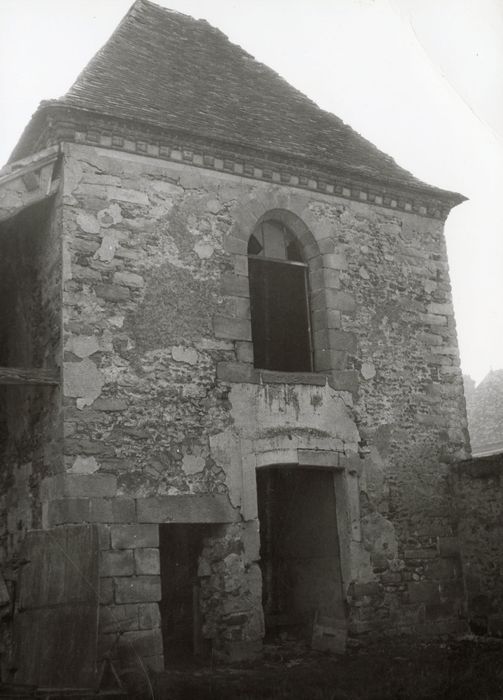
[1,0,502,384]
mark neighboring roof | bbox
[10,0,464,202]
[465,369,503,453]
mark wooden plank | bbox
[0,366,60,385]
[14,525,100,689]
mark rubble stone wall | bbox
[451,454,503,636]
[38,140,470,663]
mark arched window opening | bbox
[248,220,312,372]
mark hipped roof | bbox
[10,0,464,203]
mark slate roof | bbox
[10,0,463,201]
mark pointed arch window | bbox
[248,219,312,372]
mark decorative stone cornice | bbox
[14,104,465,220]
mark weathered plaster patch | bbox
[361,362,376,380]
[109,315,125,328]
[182,454,205,475]
[97,202,122,228]
[206,198,221,214]
[63,358,105,408]
[210,429,243,509]
[76,212,100,234]
[65,335,101,358]
[229,382,360,446]
[69,455,100,474]
[172,345,198,365]
[361,511,398,566]
[194,242,214,259]
[95,230,120,261]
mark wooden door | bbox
[13,524,99,688]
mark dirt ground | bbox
[150,636,503,700]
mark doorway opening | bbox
[256,466,345,642]
[159,524,214,667]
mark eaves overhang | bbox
[8,102,467,220]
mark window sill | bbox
[216,361,329,386]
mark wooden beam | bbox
[0,367,60,386]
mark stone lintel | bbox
[297,449,343,468]
[136,494,239,524]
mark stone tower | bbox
[0,0,470,682]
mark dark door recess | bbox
[256,467,345,641]
[248,258,312,372]
[159,524,211,666]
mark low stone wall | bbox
[451,452,503,636]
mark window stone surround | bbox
[214,200,360,398]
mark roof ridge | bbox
[6,0,467,207]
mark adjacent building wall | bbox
[0,197,62,563]
[451,453,503,637]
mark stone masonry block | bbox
[329,350,348,370]
[313,329,329,351]
[329,330,357,353]
[235,341,254,364]
[100,549,135,577]
[46,498,90,525]
[241,520,261,564]
[217,361,258,384]
[99,604,139,634]
[312,309,342,332]
[259,370,326,386]
[322,268,341,290]
[314,349,332,371]
[221,274,249,298]
[114,576,162,604]
[311,309,327,332]
[99,577,114,605]
[233,254,248,276]
[97,524,111,550]
[235,297,250,319]
[135,548,160,575]
[111,524,159,549]
[322,252,348,270]
[326,310,342,329]
[326,290,356,314]
[41,473,118,500]
[90,497,136,523]
[223,235,247,256]
[113,271,144,288]
[136,495,239,524]
[297,449,341,469]
[213,316,252,341]
[138,603,161,630]
[95,284,130,303]
[329,370,359,396]
[310,290,326,313]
